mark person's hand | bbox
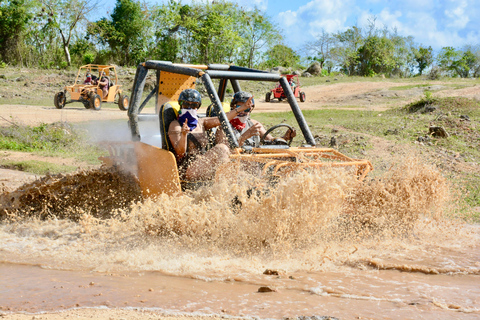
[244,122,262,139]
[283,128,296,140]
[181,119,190,135]
[238,96,254,113]
[245,96,254,109]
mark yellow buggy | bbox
[101,61,373,198]
[54,64,129,111]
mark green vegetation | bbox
[389,84,433,90]
[0,159,78,175]
[0,121,106,163]
[1,0,480,78]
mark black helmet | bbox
[232,91,253,104]
[231,91,254,109]
[179,89,202,106]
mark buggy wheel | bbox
[90,94,102,110]
[84,91,95,109]
[300,92,306,102]
[54,92,66,109]
[265,92,271,102]
[118,94,129,111]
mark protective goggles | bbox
[181,102,201,109]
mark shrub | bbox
[83,53,95,64]
[428,66,441,80]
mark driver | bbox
[168,89,252,181]
[98,71,109,98]
[84,72,93,85]
[215,91,296,147]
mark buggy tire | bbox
[84,91,95,109]
[90,94,102,110]
[54,92,66,109]
[265,92,271,102]
[118,94,129,111]
[300,92,306,102]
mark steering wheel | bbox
[260,123,296,146]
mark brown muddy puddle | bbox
[1,159,479,319]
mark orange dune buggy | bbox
[265,74,306,103]
[54,64,129,111]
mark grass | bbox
[0,121,107,166]
[0,159,78,175]
[389,84,433,90]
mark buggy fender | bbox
[134,142,181,197]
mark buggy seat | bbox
[158,101,181,155]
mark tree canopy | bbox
[1,0,479,79]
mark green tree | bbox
[463,44,480,77]
[150,0,184,62]
[303,29,333,70]
[437,46,478,78]
[331,26,363,75]
[390,31,414,77]
[182,1,241,64]
[263,44,300,68]
[38,0,97,66]
[0,0,32,64]
[412,45,433,75]
[69,37,97,65]
[357,35,396,76]
[236,8,280,68]
[20,1,64,67]
[88,0,152,65]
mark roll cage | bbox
[127,61,316,149]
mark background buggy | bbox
[54,64,129,111]
[265,74,306,103]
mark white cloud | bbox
[444,0,469,29]
[277,10,298,28]
[237,0,269,11]
[269,0,480,51]
[276,0,355,49]
[309,19,344,35]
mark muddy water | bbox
[0,160,479,319]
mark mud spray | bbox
[1,157,479,318]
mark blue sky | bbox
[99,0,480,53]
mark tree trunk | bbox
[249,47,254,69]
[59,30,71,66]
[63,45,71,66]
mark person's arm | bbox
[203,96,254,130]
[251,119,296,142]
[216,121,264,147]
[243,120,266,143]
[168,120,189,158]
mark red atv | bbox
[265,74,306,103]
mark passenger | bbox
[289,79,296,90]
[168,89,252,181]
[216,91,296,147]
[98,72,109,98]
[83,72,92,85]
